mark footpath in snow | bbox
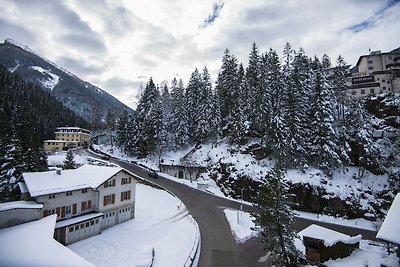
[69,183,200,267]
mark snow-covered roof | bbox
[18,181,28,193]
[0,215,93,267]
[376,193,400,244]
[300,224,361,247]
[44,140,68,143]
[0,201,43,212]
[55,213,103,229]
[22,165,123,197]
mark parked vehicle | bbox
[136,245,155,267]
[148,171,158,178]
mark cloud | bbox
[56,56,101,76]
[57,34,107,54]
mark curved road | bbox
[91,153,377,267]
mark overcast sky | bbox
[1,0,399,108]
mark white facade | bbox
[20,165,137,245]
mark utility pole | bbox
[237,188,244,224]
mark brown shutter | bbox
[112,194,115,204]
[112,179,115,186]
[72,203,77,215]
[128,190,131,200]
[43,210,48,217]
[88,200,92,209]
[129,177,132,183]
[61,206,65,218]
[103,182,107,188]
[81,202,84,210]
[121,179,124,185]
[103,195,107,206]
[121,192,123,201]
[56,207,60,217]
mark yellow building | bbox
[44,127,91,151]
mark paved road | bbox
[89,152,378,267]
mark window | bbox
[368,66,373,70]
[383,86,386,90]
[82,188,88,193]
[95,219,99,224]
[75,225,79,231]
[48,209,56,215]
[69,227,74,232]
[351,91,356,95]
[121,177,132,185]
[104,179,115,188]
[66,206,71,214]
[66,191,72,196]
[367,60,373,64]
[80,224,84,229]
[86,222,89,227]
[81,200,91,211]
[49,194,55,199]
[370,88,375,94]
[103,194,115,206]
[91,220,94,226]
[121,191,131,201]
[361,89,366,94]
[382,79,385,82]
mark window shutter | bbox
[72,203,77,215]
[112,179,115,186]
[112,194,115,204]
[121,192,123,201]
[43,210,48,217]
[103,182,107,188]
[56,207,60,217]
[121,179,124,185]
[88,200,92,209]
[103,196,107,206]
[61,206,65,218]
[128,190,131,200]
[129,177,132,183]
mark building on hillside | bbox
[377,193,400,258]
[18,164,137,245]
[0,215,93,267]
[300,224,361,262]
[44,127,91,151]
[347,47,400,98]
[159,164,206,182]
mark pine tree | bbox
[170,78,189,149]
[230,63,246,143]
[116,108,130,152]
[332,55,350,124]
[252,164,302,266]
[195,67,213,142]
[215,48,239,136]
[309,57,343,175]
[63,150,76,169]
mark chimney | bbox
[56,169,62,175]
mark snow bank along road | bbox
[108,157,378,267]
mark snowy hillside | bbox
[0,38,131,122]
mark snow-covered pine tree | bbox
[252,164,302,266]
[244,42,263,134]
[263,49,289,162]
[194,67,213,142]
[186,69,203,143]
[230,63,246,143]
[283,47,311,166]
[332,55,350,124]
[63,149,76,170]
[170,78,189,149]
[215,49,238,137]
[134,78,166,156]
[309,57,343,175]
[321,54,332,69]
[116,108,130,152]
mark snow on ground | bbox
[324,240,399,267]
[294,210,378,231]
[69,183,199,267]
[30,66,60,90]
[47,151,89,166]
[223,209,259,243]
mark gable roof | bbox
[22,165,123,197]
[0,215,93,267]
[300,224,361,247]
[376,193,400,244]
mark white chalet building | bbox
[18,165,137,245]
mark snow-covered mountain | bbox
[0,38,131,122]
